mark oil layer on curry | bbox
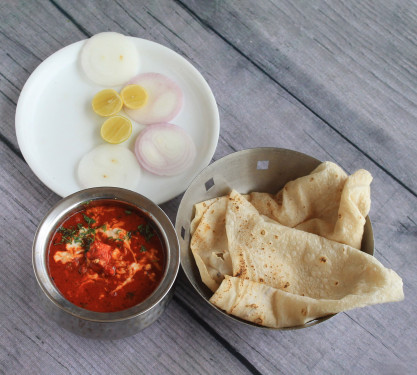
[48,201,165,312]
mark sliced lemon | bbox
[92,89,123,117]
[121,84,148,110]
[100,115,132,144]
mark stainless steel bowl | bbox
[33,187,179,339]
[175,148,374,329]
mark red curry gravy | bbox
[48,201,165,312]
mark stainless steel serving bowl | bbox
[33,187,179,339]
[175,148,374,330]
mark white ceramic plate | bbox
[15,37,219,204]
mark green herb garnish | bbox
[140,245,147,253]
[137,223,155,242]
[83,214,96,226]
[55,227,77,245]
[82,235,95,252]
[54,214,97,252]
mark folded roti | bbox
[209,190,403,328]
[210,275,402,328]
[249,161,372,249]
[190,162,373,292]
[190,197,232,291]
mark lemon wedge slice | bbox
[121,84,148,110]
[100,115,132,144]
[92,89,123,117]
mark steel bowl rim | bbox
[175,147,374,330]
[33,187,180,323]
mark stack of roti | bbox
[190,162,404,328]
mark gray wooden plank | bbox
[181,0,417,195]
[0,142,254,375]
[169,27,417,371]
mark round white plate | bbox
[15,37,219,204]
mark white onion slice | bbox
[77,144,141,189]
[124,73,183,125]
[80,32,140,86]
[135,123,196,176]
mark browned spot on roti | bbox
[320,256,327,263]
[260,230,266,235]
[234,252,247,278]
[283,282,290,289]
[301,308,307,316]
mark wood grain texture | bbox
[1,0,416,374]
[182,0,417,195]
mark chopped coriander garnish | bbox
[125,210,132,215]
[55,222,96,253]
[82,235,95,252]
[140,245,147,253]
[83,214,96,226]
[138,223,155,242]
[55,227,77,245]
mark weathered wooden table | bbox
[1,1,416,374]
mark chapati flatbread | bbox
[190,197,232,291]
[210,274,403,328]
[249,161,372,249]
[209,190,403,328]
[189,162,403,328]
[190,162,372,292]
